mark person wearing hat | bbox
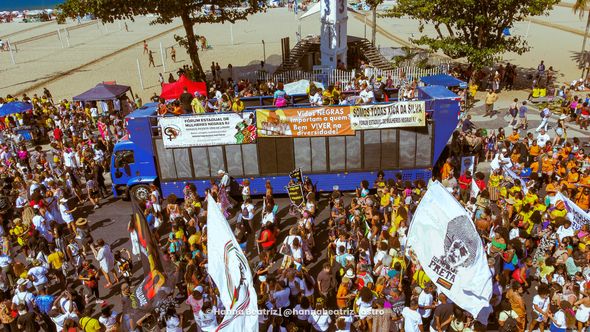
[59,197,77,235]
[336,276,355,309]
[75,218,93,257]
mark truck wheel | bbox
[130,185,150,201]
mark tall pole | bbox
[230,23,234,45]
[525,20,531,39]
[136,59,144,90]
[364,14,367,39]
[581,13,590,78]
[298,18,302,42]
[64,28,71,48]
[57,29,64,48]
[159,42,166,73]
[262,40,266,64]
[8,41,15,65]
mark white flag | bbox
[407,182,493,324]
[470,179,480,199]
[207,195,259,332]
[555,192,590,230]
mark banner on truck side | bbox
[350,101,426,130]
[256,107,353,137]
[159,113,256,148]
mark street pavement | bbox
[73,88,590,329]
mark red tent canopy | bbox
[160,75,207,100]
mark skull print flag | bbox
[407,181,493,324]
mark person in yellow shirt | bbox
[380,188,392,224]
[524,189,539,206]
[192,95,206,114]
[322,85,334,105]
[484,89,498,116]
[519,204,534,234]
[47,243,66,284]
[488,169,503,202]
[231,98,245,113]
[550,200,568,222]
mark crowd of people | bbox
[0,89,150,331]
[4,59,590,332]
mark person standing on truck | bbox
[179,87,193,114]
[217,170,233,216]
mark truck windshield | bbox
[114,150,135,168]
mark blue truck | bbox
[110,84,461,201]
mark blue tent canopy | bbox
[421,74,466,88]
[0,101,32,117]
[73,83,130,102]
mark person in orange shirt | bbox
[172,101,185,115]
[511,150,521,164]
[530,160,539,173]
[528,140,541,164]
[565,167,580,194]
[545,177,559,199]
[541,155,555,176]
[440,158,453,180]
[508,130,520,144]
[575,187,590,211]
[566,158,578,171]
[580,169,590,188]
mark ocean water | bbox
[1,0,64,11]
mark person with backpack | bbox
[505,281,526,332]
[498,301,518,332]
[508,98,519,126]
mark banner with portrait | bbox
[159,112,256,148]
[256,107,353,137]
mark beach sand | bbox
[0,6,588,101]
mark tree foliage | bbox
[382,0,559,68]
[58,0,262,79]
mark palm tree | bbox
[574,0,590,76]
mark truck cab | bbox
[111,104,159,200]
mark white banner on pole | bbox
[555,192,590,230]
[502,166,529,194]
[350,101,426,130]
[460,156,475,176]
[470,179,480,199]
[159,113,255,148]
[407,181,493,324]
[207,195,259,332]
